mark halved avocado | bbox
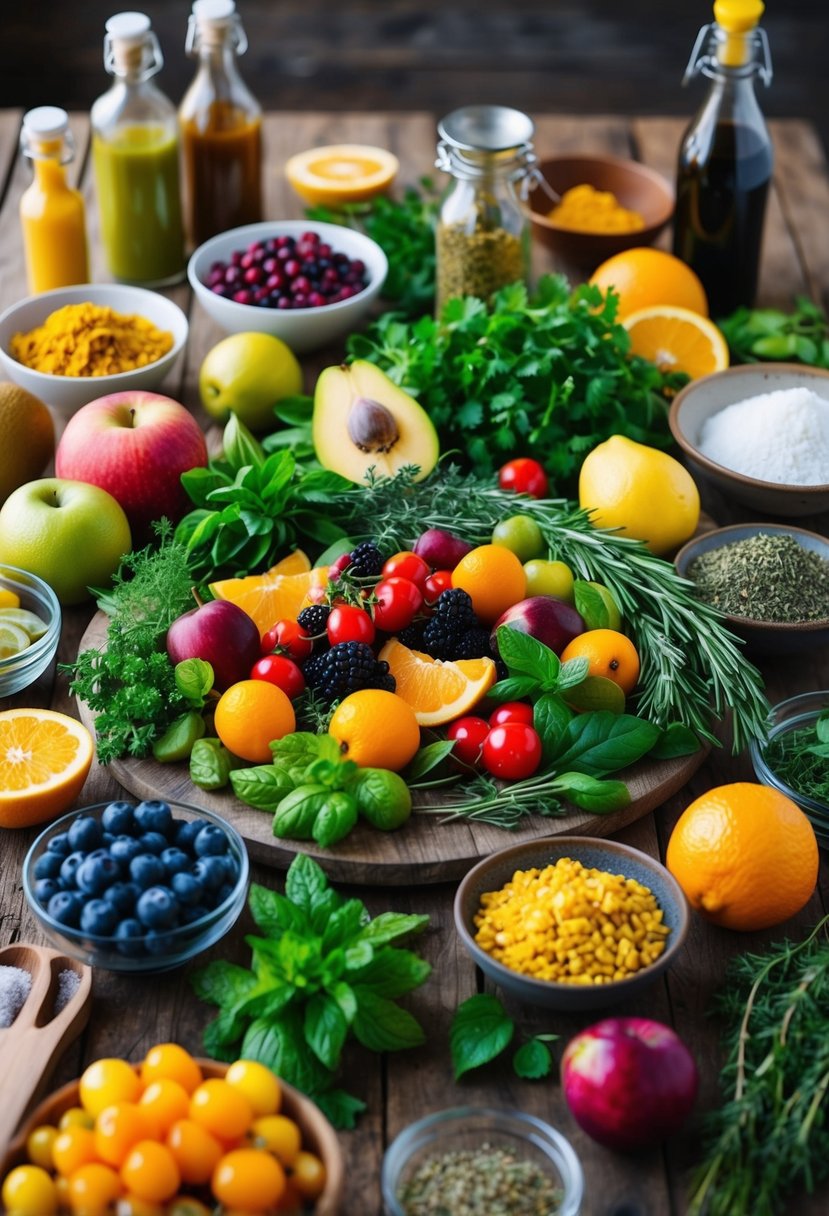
[312,361,439,483]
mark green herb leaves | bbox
[719,296,829,367]
[191,855,431,1127]
[450,995,555,1082]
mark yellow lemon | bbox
[579,435,700,556]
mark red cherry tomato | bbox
[447,716,490,768]
[250,654,306,700]
[482,723,543,780]
[489,702,535,728]
[498,458,549,499]
[372,577,423,632]
[261,618,313,660]
[423,570,453,606]
[381,551,430,590]
[326,604,375,646]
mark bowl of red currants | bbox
[22,799,249,973]
[188,220,388,354]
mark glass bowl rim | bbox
[0,563,62,674]
[749,690,829,815]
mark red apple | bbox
[561,1017,698,1152]
[492,596,584,656]
[167,600,261,691]
[55,391,208,542]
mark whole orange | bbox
[328,689,421,771]
[214,679,296,763]
[666,783,818,931]
[589,247,708,320]
[560,628,640,695]
[451,543,527,624]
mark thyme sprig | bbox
[689,917,829,1215]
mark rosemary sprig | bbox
[333,465,769,751]
[689,917,829,1215]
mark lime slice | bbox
[0,621,32,659]
[0,589,21,609]
[0,607,49,641]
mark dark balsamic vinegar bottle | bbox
[673,0,773,318]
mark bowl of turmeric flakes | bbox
[527,154,675,271]
[0,283,188,415]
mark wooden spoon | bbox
[0,943,92,1152]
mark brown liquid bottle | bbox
[179,0,262,246]
[673,0,773,318]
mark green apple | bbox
[199,332,303,432]
[0,479,132,605]
[523,558,575,602]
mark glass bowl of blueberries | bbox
[22,798,249,973]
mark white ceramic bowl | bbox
[187,220,388,354]
[0,283,188,418]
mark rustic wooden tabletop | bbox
[1,110,829,1216]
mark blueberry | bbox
[129,853,166,889]
[34,877,61,906]
[136,885,179,929]
[134,800,174,837]
[174,820,203,852]
[80,899,119,936]
[102,881,140,916]
[194,824,229,858]
[67,815,102,852]
[46,832,71,857]
[102,832,115,845]
[34,851,65,881]
[171,872,203,906]
[139,831,168,856]
[220,854,241,885]
[47,890,83,927]
[216,882,234,905]
[77,854,122,896]
[193,856,226,893]
[115,918,146,958]
[102,800,136,835]
[161,848,191,878]
[145,930,177,956]
[109,835,143,865]
[59,851,87,888]
[180,904,210,925]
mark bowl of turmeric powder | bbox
[527,155,674,271]
[0,284,188,416]
[455,836,689,1011]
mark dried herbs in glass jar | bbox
[686,532,829,622]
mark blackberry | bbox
[297,604,331,636]
[348,541,384,579]
[301,653,326,686]
[432,588,477,626]
[453,627,495,660]
[398,620,427,650]
[421,588,482,659]
[309,641,396,702]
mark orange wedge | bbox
[0,709,94,829]
[622,305,729,379]
[285,144,399,205]
[209,550,328,637]
[378,639,497,727]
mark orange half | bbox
[285,144,399,205]
[378,639,496,726]
[623,305,729,379]
[209,550,328,637]
[0,709,94,828]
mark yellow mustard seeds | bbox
[473,857,670,985]
[10,302,174,377]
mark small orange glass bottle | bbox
[19,107,89,293]
[179,0,263,245]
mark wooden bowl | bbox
[527,154,675,271]
[669,364,829,516]
[675,523,829,655]
[2,1059,345,1215]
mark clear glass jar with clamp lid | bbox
[435,105,538,313]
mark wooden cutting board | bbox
[77,612,708,885]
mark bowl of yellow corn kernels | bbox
[454,836,689,1011]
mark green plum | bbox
[492,515,546,563]
[523,558,575,602]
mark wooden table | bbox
[2,110,829,1216]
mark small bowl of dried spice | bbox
[675,523,829,655]
[750,691,829,846]
[0,283,188,416]
[454,836,688,1012]
[382,1106,584,1216]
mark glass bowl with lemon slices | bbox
[0,564,61,697]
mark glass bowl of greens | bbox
[750,692,829,843]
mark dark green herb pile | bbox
[687,532,829,623]
[762,707,829,804]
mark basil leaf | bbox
[223,413,265,471]
[304,992,349,1071]
[190,737,234,791]
[496,625,560,685]
[649,721,702,760]
[348,948,432,999]
[313,1087,366,1131]
[330,981,358,1025]
[488,676,539,703]
[273,785,330,840]
[180,467,233,507]
[230,765,296,811]
[190,960,257,1009]
[351,988,426,1052]
[322,899,369,953]
[248,883,309,936]
[174,658,215,702]
[574,580,613,629]
[533,692,573,764]
[312,792,359,847]
[242,1010,334,1096]
[450,994,515,1080]
[405,739,457,780]
[356,912,430,948]
[551,711,661,775]
[513,1038,554,1080]
[285,854,329,915]
[564,675,626,715]
[271,732,339,780]
[552,771,631,813]
[203,1009,246,1059]
[556,656,590,692]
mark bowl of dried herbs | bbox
[750,691,829,845]
[675,523,829,654]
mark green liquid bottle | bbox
[91,11,185,286]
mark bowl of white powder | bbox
[669,364,829,516]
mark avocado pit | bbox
[347,396,400,454]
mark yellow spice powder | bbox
[547,183,646,234]
[474,857,670,985]
[10,302,174,377]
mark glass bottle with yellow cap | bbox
[19,107,89,294]
[673,0,773,316]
